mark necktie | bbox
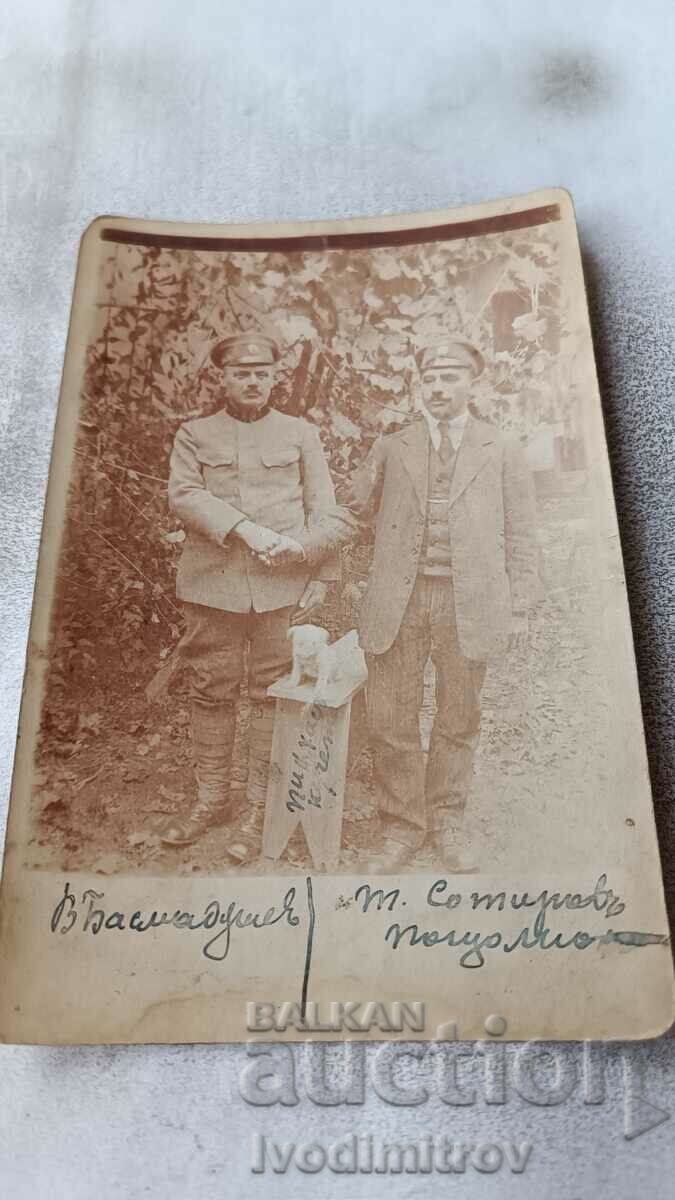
[438,421,452,465]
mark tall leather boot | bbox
[227,700,275,864]
[161,700,236,847]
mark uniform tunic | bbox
[169,406,338,613]
[168,404,340,704]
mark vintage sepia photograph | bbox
[20,194,628,879]
[3,4,675,1191]
[0,191,671,1047]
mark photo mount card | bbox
[0,188,672,1044]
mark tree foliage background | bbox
[42,224,571,751]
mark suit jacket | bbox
[341,413,537,659]
[169,407,338,613]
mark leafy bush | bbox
[45,226,571,723]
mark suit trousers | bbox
[180,601,294,707]
[366,574,487,841]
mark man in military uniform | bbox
[339,339,537,871]
[161,333,338,855]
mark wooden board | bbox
[262,697,356,871]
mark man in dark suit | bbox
[162,333,338,853]
[340,339,537,870]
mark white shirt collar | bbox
[419,403,469,452]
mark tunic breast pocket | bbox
[261,446,301,486]
[197,449,237,499]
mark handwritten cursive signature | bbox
[50,882,300,962]
[355,875,670,969]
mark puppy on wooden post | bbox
[287,624,340,701]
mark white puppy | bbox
[287,624,340,698]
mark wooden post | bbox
[262,631,367,871]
